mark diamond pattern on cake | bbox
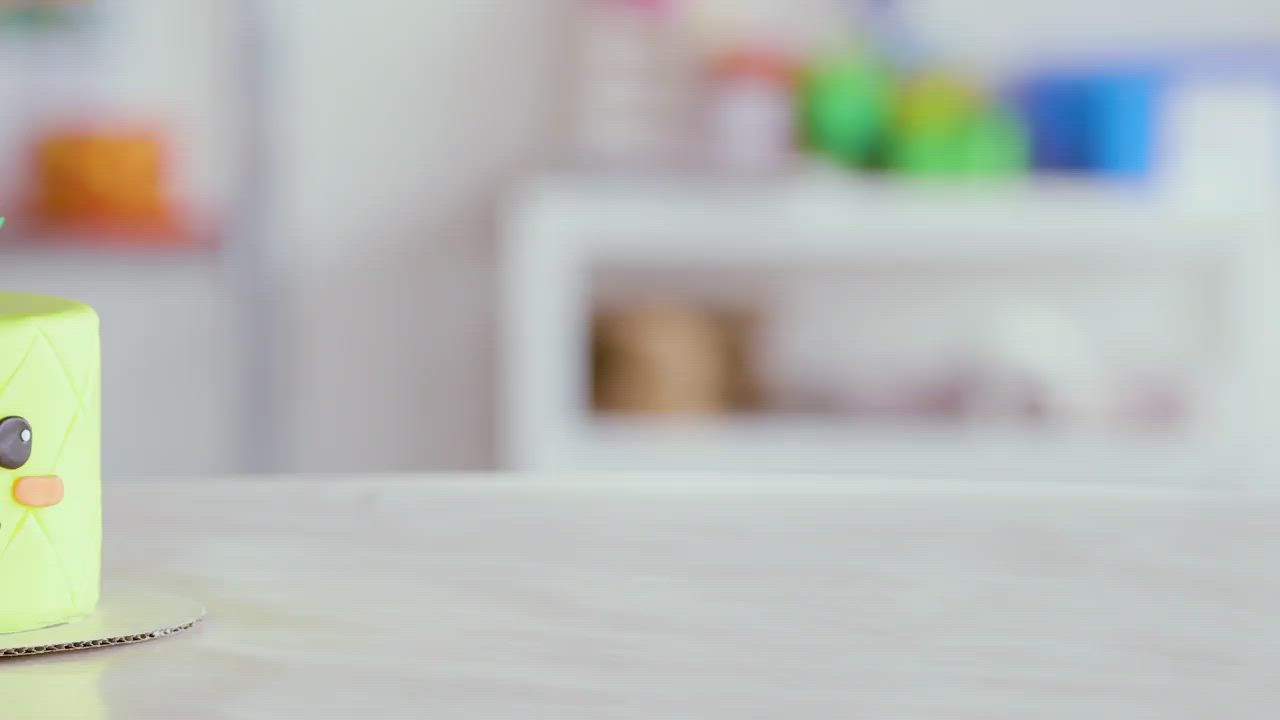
[0,312,100,624]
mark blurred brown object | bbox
[593,303,757,416]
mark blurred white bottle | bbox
[971,305,1110,428]
[705,47,796,175]
[1158,73,1280,210]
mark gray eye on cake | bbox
[0,416,32,470]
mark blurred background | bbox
[0,0,1278,482]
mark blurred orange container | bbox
[31,128,188,245]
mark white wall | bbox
[683,0,1280,69]
[268,0,573,471]
[906,0,1280,74]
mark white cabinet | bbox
[502,172,1279,484]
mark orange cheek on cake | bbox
[12,475,64,508]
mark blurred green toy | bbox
[889,73,1028,177]
[957,108,1028,176]
[896,73,979,131]
[890,123,961,175]
[891,109,1028,177]
[800,51,893,167]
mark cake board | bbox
[0,590,204,657]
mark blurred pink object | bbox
[572,0,694,169]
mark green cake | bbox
[0,292,100,634]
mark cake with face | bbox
[0,292,100,634]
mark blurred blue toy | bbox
[1016,68,1163,178]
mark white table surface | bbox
[0,475,1276,719]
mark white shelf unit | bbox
[501,172,1280,483]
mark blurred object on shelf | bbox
[800,49,893,167]
[890,73,1028,177]
[706,46,797,174]
[753,281,975,419]
[27,125,192,246]
[1016,74,1092,171]
[0,0,94,31]
[1089,71,1161,177]
[799,56,1028,178]
[1114,374,1193,431]
[751,273,1196,431]
[966,305,1109,426]
[958,108,1030,176]
[593,303,758,417]
[1017,48,1280,191]
[570,0,696,169]
[564,0,1280,192]
[722,309,760,412]
[896,72,981,130]
[1159,65,1280,209]
[1017,68,1160,177]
